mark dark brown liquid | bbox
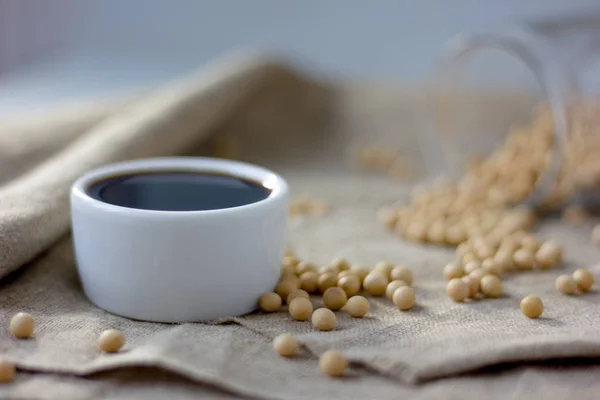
[87,171,271,211]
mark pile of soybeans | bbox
[264,103,600,378]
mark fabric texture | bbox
[1,55,600,400]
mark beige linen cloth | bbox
[1,54,600,400]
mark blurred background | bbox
[2,0,600,114]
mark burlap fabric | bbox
[1,55,600,400]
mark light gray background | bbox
[1,0,599,113]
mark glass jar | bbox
[433,13,600,211]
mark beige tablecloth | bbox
[1,54,600,400]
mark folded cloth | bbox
[1,54,600,400]
[0,54,326,279]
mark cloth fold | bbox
[0,54,326,279]
[1,54,600,400]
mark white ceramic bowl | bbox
[70,157,288,322]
